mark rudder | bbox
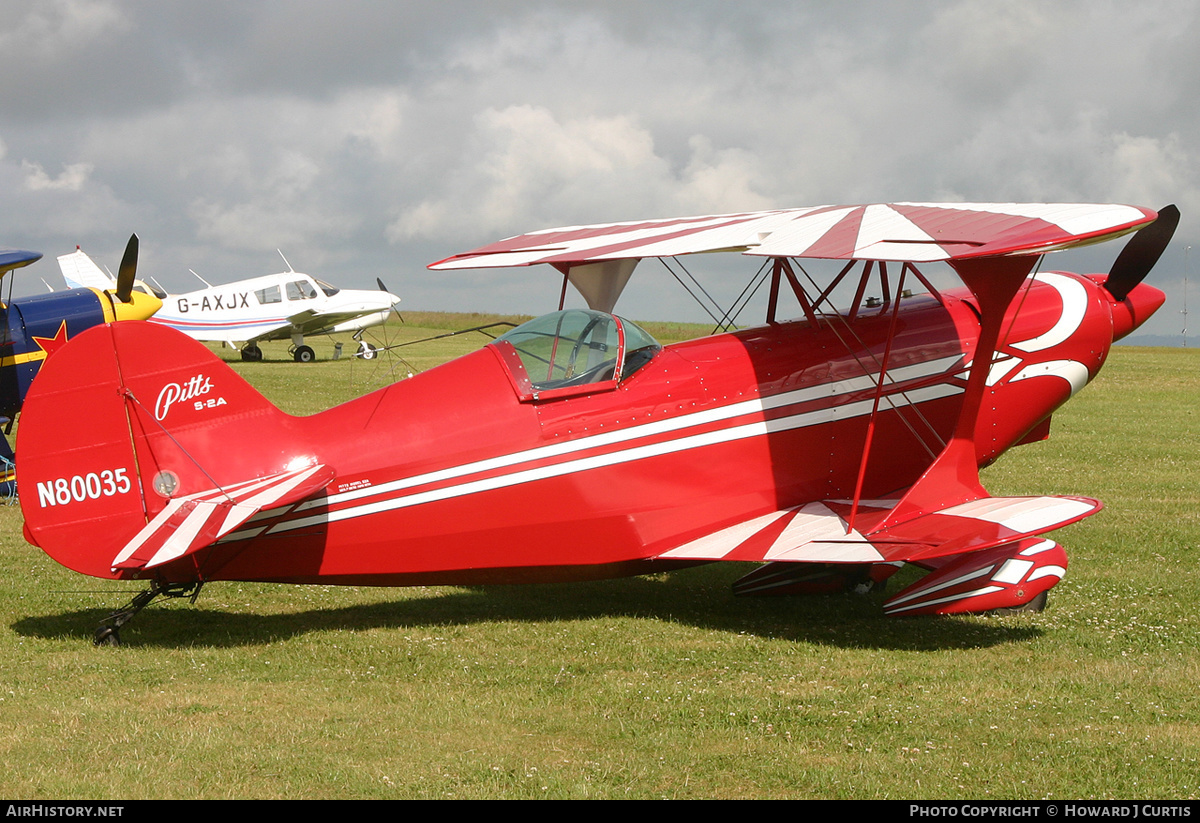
[18,321,310,580]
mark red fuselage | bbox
[194,273,1140,586]
[19,272,1161,587]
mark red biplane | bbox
[16,202,1175,644]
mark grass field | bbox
[0,315,1197,799]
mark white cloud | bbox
[388,104,773,245]
[0,0,129,60]
[187,147,356,252]
[21,159,93,191]
[0,1,1195,331]
[1107,133,1190,208]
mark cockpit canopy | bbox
[491,309,660,401]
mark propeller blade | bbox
[1105,204,1179,301]
[115,233,139,303]
[377,277,404,322]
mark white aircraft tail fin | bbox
[58,248,117,291]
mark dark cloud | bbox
[0,0,1195,335]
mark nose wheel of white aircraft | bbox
[93,581,203,646]
[240,345,263,362]
[357,342,377,360]
[293,345,315,363]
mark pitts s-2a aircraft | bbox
[59,248,402,363]
[16,202,1175,644]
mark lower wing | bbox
[653,493,1098,615]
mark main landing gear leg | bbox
[94,581,203,646]
[290,332,315,363]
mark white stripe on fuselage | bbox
[327,354,966,511]
[224,354,967,541]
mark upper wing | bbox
[429,203,1156,269]
[57,248,116,290]
[1,248,43,279]
[429,209,807,269]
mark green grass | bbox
[0,319,1197,799]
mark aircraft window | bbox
[619,320,661,380]
[623,345,658,379]
[287,280,318,300]
[314,278,340,297]
[255,285,282,304]
[494,310,660,399]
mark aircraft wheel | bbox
[293,345,316,363]
[241,345,263,362]
[93,626,120,647]
[990,591,1049,615]
[358,343,377,360]
[851,578,881,596]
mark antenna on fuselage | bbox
[278,250,295,273]
[1184,245,1191,348]
[189,269,213,288]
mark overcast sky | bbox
[2,0,1197,338]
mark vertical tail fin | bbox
[57,248,116,290]
[18,321,323,579]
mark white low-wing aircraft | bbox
[59,247,401,362]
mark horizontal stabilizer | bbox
[112,464,334,572]
[654,495,1100,566]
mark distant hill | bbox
[1115,334,1192,347]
